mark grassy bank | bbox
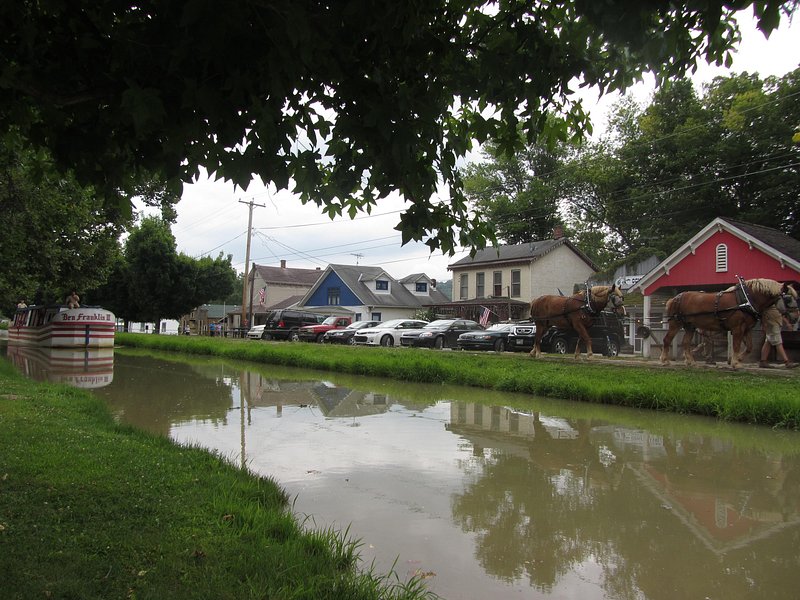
[0,361,434,600]
[118,333,800,428]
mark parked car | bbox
[246,324,266,340]
[508,311,625,356]
[352,319,428,347]
[322,320,382,345]
[457,322,516,352]
[507,322,536,352]
[296,315,353,343]
[257,309,324,341]
[400,319,482,349]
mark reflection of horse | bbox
[528,285,625,359]
[660,278,799,369]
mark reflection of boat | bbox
[5,345,114,388]
[8,305,115,347]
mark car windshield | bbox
[348,321,376,330]
[487,323,512,331]
[321,316,338,325]
[372,319,404,329]
[423,320,456,329]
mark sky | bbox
[141,11,800,284]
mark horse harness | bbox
[532,284,599,322]
[671,278,765,331]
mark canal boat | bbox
[8,305,116,348]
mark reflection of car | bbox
[352,319,428,347]
[297,316,353,343]
[457,322,515,352]
[400,319,482,349]
[508,311,625,356]
[322,320,382,345]
[259,309,324,341]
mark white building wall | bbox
[527,245,596,299]
[451,245,595,302]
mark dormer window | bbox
[376,279,389,291]
[415,282,428,293]
[715,243,728,272]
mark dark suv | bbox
[508,311,625,356]
[261,310,323,341]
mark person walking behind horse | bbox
[65,290,80,309]
[759,305,798,369]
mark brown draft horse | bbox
[660,278,799,369]
[528,284,625,359]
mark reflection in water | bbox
[4,347,800,599]
[449,404,800,599]
[5,344,114,388]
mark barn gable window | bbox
[715,243,728,272]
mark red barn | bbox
[634,218,800,360]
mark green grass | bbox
[117,333,800,428]
[0,360,437,600]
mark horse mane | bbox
[722,279,798,298]
[584,285,621,301]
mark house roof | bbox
[266,294,305,310]
[253,263,323,286]
[447,238,598,271]
[719,218,800,260]
[302,264,450,308]
[634,217,800,294]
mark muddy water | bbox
[5,346,800,599]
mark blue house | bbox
[297,264,450,322]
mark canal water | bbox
[4,345,800,599]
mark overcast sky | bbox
[141,11,800,283]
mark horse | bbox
[528,284,625,359]
[660,278,799,369]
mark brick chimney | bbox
[280,259,286,268]
[553,226,564,240]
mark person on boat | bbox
[16,299,27,309]
[66,291,81,309]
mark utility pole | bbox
[239,198,266,333]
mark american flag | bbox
[258,287,266,306]
[479,306,491,327]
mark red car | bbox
[296,316,353,343]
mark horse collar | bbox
[584,283,596,314]
[735,277,760,319]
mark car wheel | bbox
[434,336,445,349]
[606,338,620,357]
[261,333,272,341]
[380,334,394,347]
[494,338,506,352]
[316,333,325,343]
[290,331,300,342]
[347,336,356,346]
[553,338,568,354]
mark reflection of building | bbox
[450,402,800,557]
[589,425,800,555]
[449,403,582,439]
[628,462,800,555]
[5,345,114,388]
[312,382,391,417]
[239,372,392,418]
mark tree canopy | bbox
[0,132,127,310]
[2,1,796,255]
[463,68,800,269]
[89,218,237,327]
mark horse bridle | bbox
[777,291,800,324]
